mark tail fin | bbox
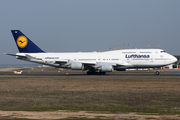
[11,30,44,53]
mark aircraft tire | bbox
[156,71,160,75]
[87,71,97,75]
[87,71,106,75]
[87,71,90,75]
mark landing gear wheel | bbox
[99,72,103,75]
[156,71,160,75]
[87,71,97,75]
[87,71,90,75]
[87,71,106,75]
[98,72,106,75]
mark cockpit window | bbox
[161,51,166,53]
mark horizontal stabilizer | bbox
[4,53,26,57]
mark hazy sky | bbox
[0,0,180,65]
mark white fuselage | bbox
[16,49,177,70]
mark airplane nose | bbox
[172,56,177,63]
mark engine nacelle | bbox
[71,62,84,70]
[101,65,113,72]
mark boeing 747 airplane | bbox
[5,30,177,75]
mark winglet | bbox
[11,30,45,53]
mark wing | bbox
[5,53,66,67]
[5,53,131,71]
[4,53,28,59]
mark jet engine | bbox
[71,62,84,70]
[101,65,113,72]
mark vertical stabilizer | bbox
[11,30,44,53]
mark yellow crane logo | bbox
[17,36,28,48]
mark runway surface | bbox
[0,69,180,77]
[0,73,180,77]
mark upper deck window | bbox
[122,52,136,54]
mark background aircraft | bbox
[13,71,23,74]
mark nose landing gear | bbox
[155,71,160,75]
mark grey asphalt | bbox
[0,73,180,77]
[0,69,180,77]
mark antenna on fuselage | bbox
[148,43,150,49]
[110,45,137,50]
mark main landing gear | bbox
[87,71,106,75]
